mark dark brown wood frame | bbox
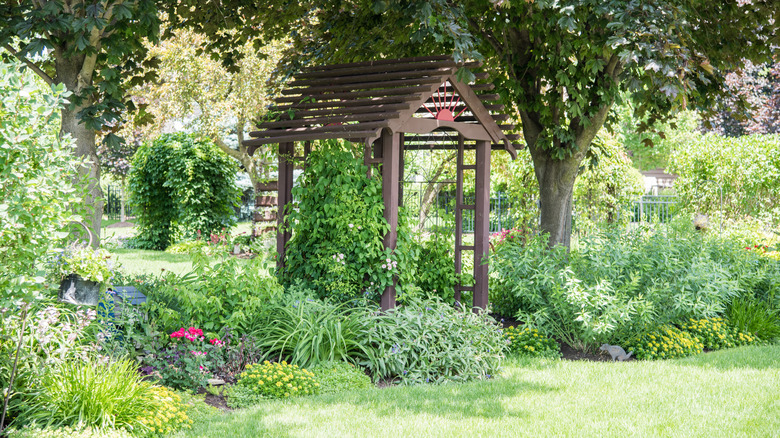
[244,56,519,312]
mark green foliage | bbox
[668,134,780,224]
[18,358,159,433]
[726,297,780,342]
[678,317,757,350]
[137,386,193,436]
[361,299,506,384]
[233,361,319,401]
[408,236,457,302]
[7,426,134,438]
[164,239,208,255]
[310,361,372,394]
[143,327,213,391]
[1,303,98,425]
[502,326,561,359]
[127,133,241,250]
[249,296,370,369]
[625,325,704,360]
[573,131,645,231]
[49,242,115,284]
[489,233,569,321]
[139,252,282,334]
[284,140,413,301]
[0,61,84,305]
[490,221,779,351]
[489,149,540,230]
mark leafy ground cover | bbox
[175,344,780,438]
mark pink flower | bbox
[191,351,206,357]
[210,338,224,347]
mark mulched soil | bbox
[203,392,232,411]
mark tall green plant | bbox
[127,133,241,250]
[0,61,84,306]
[668,134,780,223]
[284,140,412,301]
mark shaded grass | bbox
[177,344,780,438]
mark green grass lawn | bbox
[178,344,780,438]
[109,248,196,276]
[104,221,257,276]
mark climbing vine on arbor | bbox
[283,140,417,303]
[127,133,240,250]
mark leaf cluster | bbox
[127,133,241,250]
[0,61,85,306]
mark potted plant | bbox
[53,241,115,306]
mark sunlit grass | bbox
[177,343,780,438]
[104,221,257,277]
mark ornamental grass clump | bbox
[235,361,319,400]
[678,317,757,350]
[17,358,177,435]
[503,326,560,358]
[625,325,703,360]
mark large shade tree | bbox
[243,0,779,247]
[0,1,266,244]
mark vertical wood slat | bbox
[381,129,401,311]
[276,142,294,274]
[473,140,491,311]
[399,134,405,208]
[454,134,465,305]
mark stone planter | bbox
[59,274,101,306]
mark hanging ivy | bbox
[283,140,418,303]
[127,133,241,250]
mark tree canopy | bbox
[243,0,779,247]
[0,1,262,243]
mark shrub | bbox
[678,317,757,350]
[249,297,370,369]
[503,326,560,358]
[726,297,780,341]
[137,386,192,436]
[233,361,319,401]
[310,361,373,394]
[18,358,161,433]
[668,133,780,224]
[361,299,506,384]
[489,222,776,352]
[164,239,208,255]
[139,253,282,334]
[624,325,704,360]
[142,327,214,391]
[0,60,84,305]
[127,133,241,250]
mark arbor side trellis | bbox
[244,55,520,311]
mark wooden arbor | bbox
[243,55,519,311]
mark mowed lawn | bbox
[178,344,780,438]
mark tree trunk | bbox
[417,181,446,232]
[55,45,102,247]
[529,149,580,249]
[60,104,102,247]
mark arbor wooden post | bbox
[473,140,491,311]
[380,129,401,311]
[276,142,294,273]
